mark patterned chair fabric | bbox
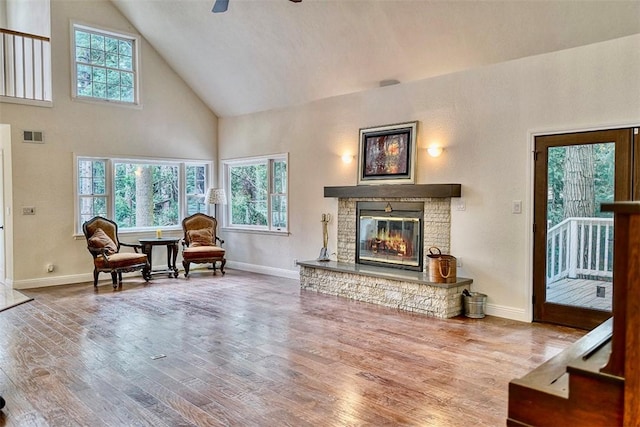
[82,216,150,288]
[181,213,226,277]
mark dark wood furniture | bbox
[324,183,461,198]
[139,238,180,278]
[82,216,150,288]
[508,202,640,426]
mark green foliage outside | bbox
[230,164,268,226]
[114,163,179,228]
[547,143,615,228]
[75,29,134,102]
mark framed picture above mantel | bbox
[357,121,418,185]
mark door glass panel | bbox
[545,142,615,311]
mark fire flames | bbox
[367,229,413,257]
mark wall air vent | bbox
[23,130,44,144]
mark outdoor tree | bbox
[547,143,614,227]
[563,145,595,219]
[136,165,154,227]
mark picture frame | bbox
[357,121,418,185]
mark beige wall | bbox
[0,0,217,287]
[219,34,640,321]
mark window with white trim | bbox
[224,154,288,232]
[72,23,139,105]
[76,156,209,233]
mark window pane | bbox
[79,196,106,223]
[230,163,268,226]
[114,163,179,229]
[75,30,90,48]
[92,67,106,83]
[105,37,119,54]
[107,85,120,101]
[76,47,90,63]
[186,195,206,216]
[271,194,287,229]
[90,49,105,66]
[119,40,132,56]
[119,55,133,71]
[273,160,287,194]
[78,160,106,195]
[121,86,134,103]
[90,34,104,50]
[186,165,206,195]
[93,83,106,98]
[74,25,137,104]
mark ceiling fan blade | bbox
[212,0,229,13]
[289,0,302,2]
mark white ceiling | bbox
[110,0,640,118]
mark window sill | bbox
[221,227,290,237]
[74,227,183,240]
[1,96,52,108]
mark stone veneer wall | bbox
[299,266,470,318]
[337,197,452,271]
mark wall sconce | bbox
[341,153,354,164]
[427,146,444,157]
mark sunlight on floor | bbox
[0,284,33,312]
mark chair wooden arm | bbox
[120,242,143,253]
[216,236,224,245]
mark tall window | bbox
[185,164,208,216]
[224,154,288,232]
[76,156,209,233]
[72,23,138,105]
[78,158,108,223]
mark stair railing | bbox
[0,28,51,103]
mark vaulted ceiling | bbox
[110,0,640,118]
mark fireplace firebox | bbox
[356,201,424,271]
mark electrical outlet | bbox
[512,200,522,214]
[456,257,463,268]
[22,207,35,215]
[293,258,298,267]
[456,201,466,211]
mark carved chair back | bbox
[82,216,121,254]
[182,213,218,246]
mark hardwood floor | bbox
[547,277,612,311]
[0,270,584,426]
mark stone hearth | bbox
[298,260,472,318]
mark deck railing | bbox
[547,217,614,283]
[0,28,51,102]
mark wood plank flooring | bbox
[547,278,612,311]
[0,270,584,426]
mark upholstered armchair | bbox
[181,213,226,277]
[83,216,150,288]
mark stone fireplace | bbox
[298,184,472,319]
[339,195,451,270]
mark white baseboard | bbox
[485,303,531,322]
[12,273,94,289]
[10,262,298,289]
[226,261,299,280]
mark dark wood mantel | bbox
[324,183,461,198]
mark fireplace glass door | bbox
[357,202,423,271]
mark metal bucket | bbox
[464,292,487,318]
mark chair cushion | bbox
[183,245,225,260]
[95,252,147,269]
[187,228,214,247]
[88,228,117,255]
